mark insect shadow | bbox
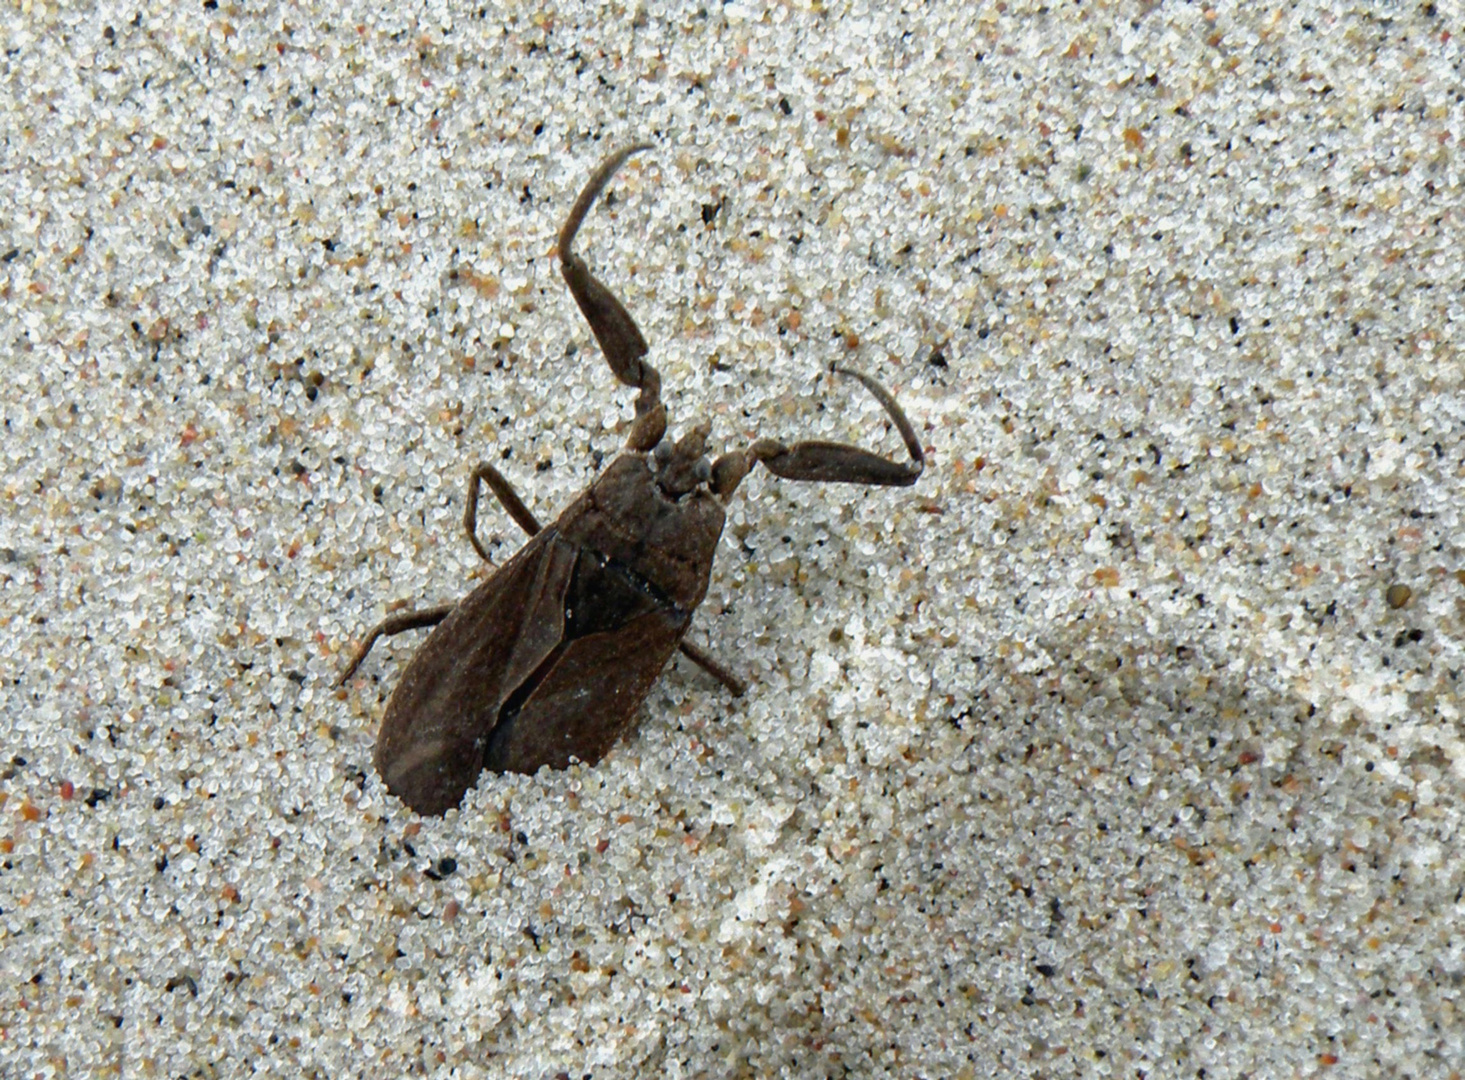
[339,144,924,816]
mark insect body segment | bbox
[340,145,923,815]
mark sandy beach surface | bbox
[2,2,1461,1076]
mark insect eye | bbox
[693,459,711,483]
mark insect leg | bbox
[465,463,542,564]
[710,367,925,496]
[558,144,667,452]
[335,604,456,686]
[677,638,748,697]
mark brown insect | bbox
[339,144,924,815]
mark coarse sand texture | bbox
[1,3,1461,1077]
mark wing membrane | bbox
[373,532,576,814]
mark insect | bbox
[338,144,924,815]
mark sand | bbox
[1,2,1461,1076]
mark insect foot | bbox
[339,144,924,816]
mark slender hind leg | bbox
[677,637,749,697]
[710,366,925,496]
[465,462,542,563]
[339,463,547,685]
[558,144,667,452]
[335,604,456,686]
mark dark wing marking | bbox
[482,603,690,773]
[373,531,577,815]
[484,547,689,772]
